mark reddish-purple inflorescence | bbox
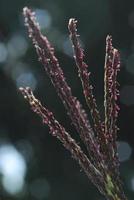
[20,7,128,200]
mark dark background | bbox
[0,0,134,199]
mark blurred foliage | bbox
[0,0,134,199]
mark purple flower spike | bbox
[20,7,128,200]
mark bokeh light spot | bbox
[120,85,134,106]
[35,8,52,29]
[126,54,134,74]
[117,141,132,162]
[62,37,73,57]
[128,11,134,28]
[131,176,134,191]
[16,139,33,163]
[0,42,8,63]
[7,33,28,58]
[16,72,37,90]
[0,144,27,195]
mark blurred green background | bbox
[0,0,134,199]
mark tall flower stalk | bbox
[20,7,128,200]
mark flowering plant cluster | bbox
[20,7,128,200]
